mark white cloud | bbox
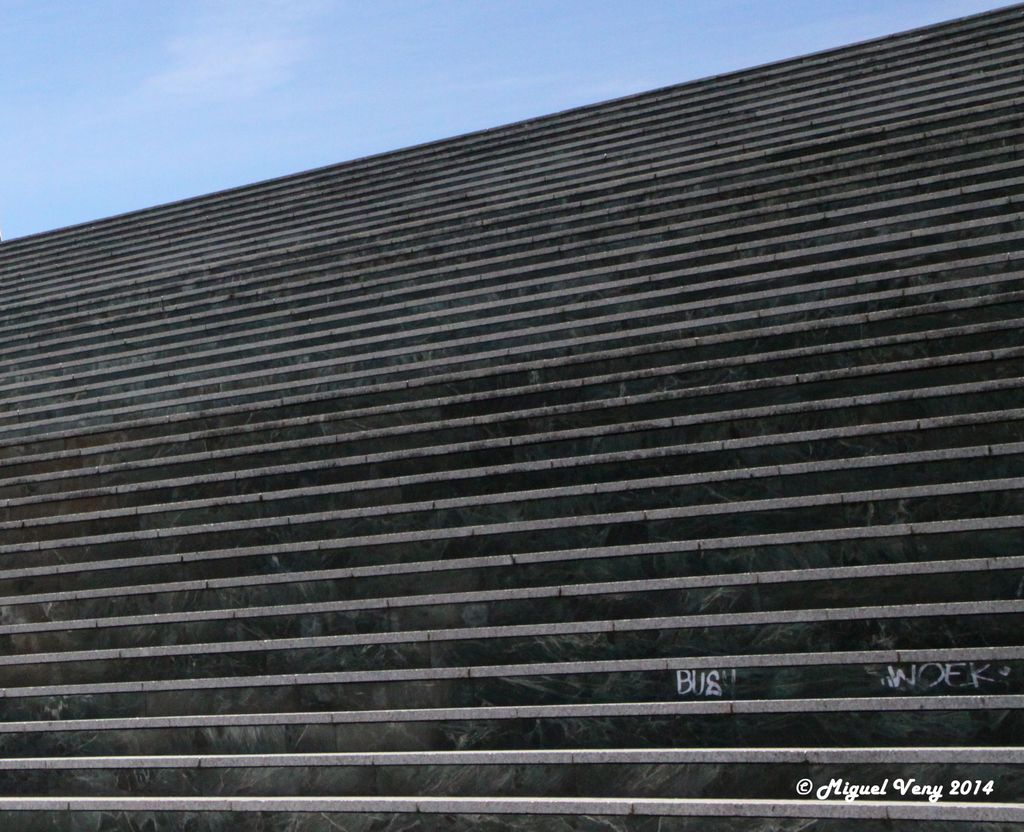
[136,0,328,106]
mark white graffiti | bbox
[880,662,1011,691]
[675,668,737,698]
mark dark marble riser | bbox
[0,708,1021,758]
[2,610,1018,688]
[2,513,1013,604]
[3,289,1019,472]
[12,135,1020,379]
[6,445,1021,546]
[0,811,1010,832]
[5,656,1023,723]
[0,760,1019,801]
[7,480,1021,574]
[8,147,1022,371]
[4,409,1020,515]
[5,264,1018,414]
[0,564,1016,653]
[7,63,1023,325]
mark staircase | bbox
[0,4,1022,828]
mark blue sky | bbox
[0,0,1011,239]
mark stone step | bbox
[0,342,1015,506]
[0,594,1019,687]
[0,696,1020,757]
[1,305,1014,469]
[1,424,1018,559]
[4,274,1019,459]
[4,114,1019,328]
[2,642,1022,722]
[9,151,1020,373]
[0,411,1015,573]
[7,641,1023,702]
[1,370,1018,513]
[3,387,1015,521]
[0,493,1012,614]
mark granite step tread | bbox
[2,437,1015,536]
[0,552,1015,635]
[4,21,1015,286]
[0,694,1021,733]
[5,112,1018,342]
[1,746,1021,766]
[2,268,1018,434]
